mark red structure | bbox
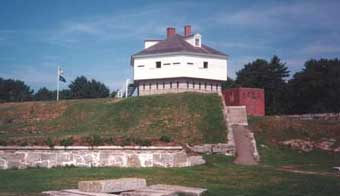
[222,88,265,116]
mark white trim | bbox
[132,51,228,66]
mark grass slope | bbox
[249,116,340,172]
[1,107,340,195]
[0,93,226,145]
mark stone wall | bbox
[278,113,340,121]
[0,146,205,170]
[186,143,235,155]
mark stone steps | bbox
[224,106,248,126]
[218,95,259,165]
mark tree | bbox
[69,76,109,99]
[0,78,33,102]
[59,89,72,99]
[287,58,340,114]
[34,87,54,101]
[222,77,236,89]
[235,56,289,114]
[111,90,118,98]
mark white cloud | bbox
[214,1,340,31]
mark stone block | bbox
[173,151,188,167]
[188,156,205,166]
[189,145,212,153]
[153,153,173,168]
[120,188,177,196]
[43,189,118,196]
[149,184,207,196]
[27,152,42,163]
[0,158,7,169]
[212,144,230,154]
[7,160,23,169]
[41,153,57,161]
[127,154,141,167]
[57,153,72,163]
[78,178,147,193]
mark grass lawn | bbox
[0,154,339,196]
[0,93,226,145]
[249,116,340,172]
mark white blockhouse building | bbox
[131,25,228,96]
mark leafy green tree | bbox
[34,87,54,101]
[0,78,33,102]
[288,58,340,114]
[111,90,118,98]
[222,77,235,89]
[69,76,109,99]
[59,89,72,99]
[235,56,289,114]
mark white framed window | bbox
[195,38,199,46]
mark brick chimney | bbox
[167,27,176,38]
[184,25,191,37]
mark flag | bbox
[58,67,66,82]
[59,75,66,82]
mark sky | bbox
[0,0,340,91]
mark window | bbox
[163,63,170,65]
[195,38,199,46]
[193,82,195,89]
[203,62,208,69]
[143,83,145,90]
[199,82,201,89]
[156,83,159,89]
[204,83,207,89]
[187,81,189,88]
[173,62,180,65]
[187,62,193,65]
[149,83,152,90]
[211,84,213,90]
[137,65,144,67]
[156,61,161,68]
[170,82,172,88]
[176,81,179,88]
[163,82,165,89]
[216,84,218,90]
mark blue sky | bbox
[1,0,340,91]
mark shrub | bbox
[86,134,103,146]
[19,141,28,146]
[0,139,7,146]
[122,137,152,146]
[45,137,55,148]
[60,137,74,146]
[104,137,118,145]
[160,135,172,143]
[122,138,132,146]
[134,138,152,146]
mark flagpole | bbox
[57,66,60,101]
[125,79,129,98]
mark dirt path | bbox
[277,167,340,177]
[232,125,258,165]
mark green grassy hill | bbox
[0,93,227,146]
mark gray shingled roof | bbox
[132,34,227,57]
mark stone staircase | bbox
[224,106,248,126]
[220,95,259,165]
